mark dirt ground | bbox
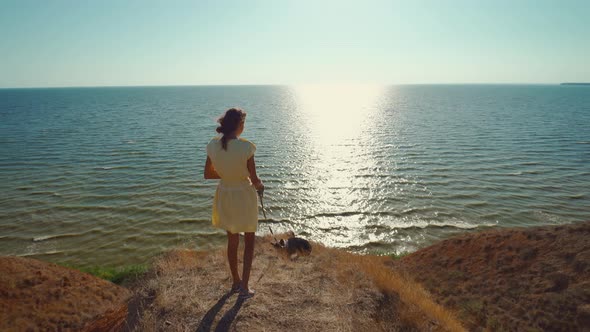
[394,221,590,331]
[129,234,463,331]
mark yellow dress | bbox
[206,137,259,233]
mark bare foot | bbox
[230,280,241,293]
[239,286,255,299]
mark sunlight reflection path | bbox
[291,84,393,248]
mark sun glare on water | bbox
[288,84,388,247]
[292,84,385,144]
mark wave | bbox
[31,227,106,242]
[311,211,402,219]
[94,166,135,170]
[0,235,26,241]
[442,192,481,200]
[16,186,34,191]
[480,212,501,219]
[258,213,496,232]
[408,222,496,230]
[29,191,61,196]
[346,240,393,251]
[567,193,585,200]
[142,230,227,239]
[345,222,499,252]
[368,221,496,231]
[19,250,65,257]
[147,160,175,164]
[178,218,209,223]
[258,218,292,224]
[144,230,200,237]
[464,201,489,207]
[32,232,84,242]
[506,169,542,176]
[313,211,367,218]
[53,204,187,216]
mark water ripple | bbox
[1,85,589,267]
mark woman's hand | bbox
[247,156,263,194]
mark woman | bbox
[204,108,263,299]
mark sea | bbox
[1,84,589,268]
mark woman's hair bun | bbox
[217,108,247,150]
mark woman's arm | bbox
[204,156,221,179]
[247,156,264,191]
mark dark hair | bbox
[216,108,246,150]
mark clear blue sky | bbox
[1,0,589,87]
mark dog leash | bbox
[258,189,278,243]
[257,189,267,220]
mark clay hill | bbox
[0,256,131,331]
[394,221,590,331]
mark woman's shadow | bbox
[196,291,246,332]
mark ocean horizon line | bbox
[0,82,570,90]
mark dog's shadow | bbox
[196,292,245,332]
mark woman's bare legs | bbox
[226,231,240,288]
[241,232,255,292]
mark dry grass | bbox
[129,235,464,331]
[352,253,465,332]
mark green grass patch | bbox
[63,264,148,284]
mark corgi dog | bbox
[273,231,312,257]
